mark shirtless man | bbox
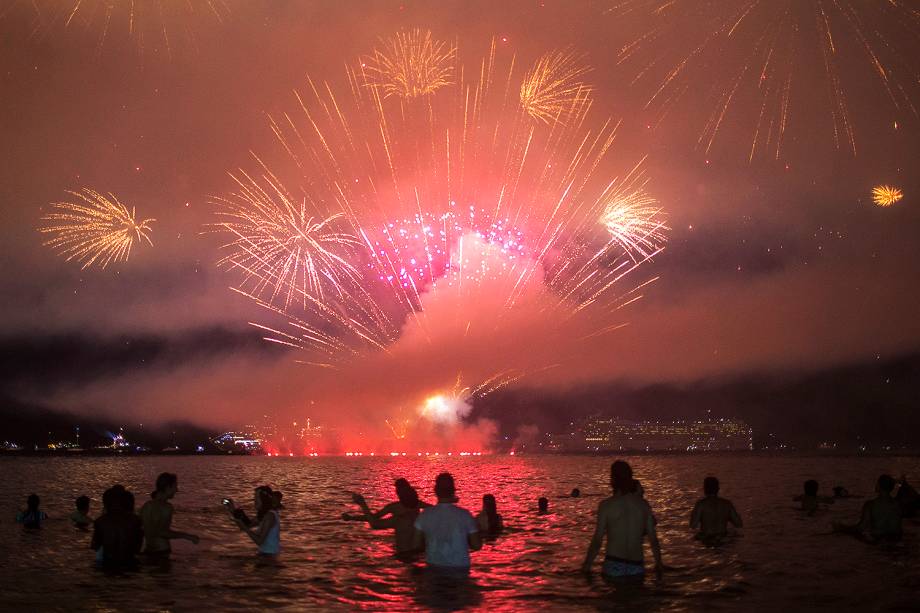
[834,474,902,542]
[139,472,199,556]
[690,476,743,542]
[582,461,663,580]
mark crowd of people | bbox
[13,462,917,580]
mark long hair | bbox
[255,486,276,521]
[395,479,420,510]
[482,494,501,533]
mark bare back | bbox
[596,493,655,562]
[691,496,741,538]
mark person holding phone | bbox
[226,486,281,556]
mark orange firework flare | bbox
[520,50,592,124]
[608,0,920,159]
[872,185,903,207]
[39,188,154,269]
[362,29,456,99]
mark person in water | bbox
[690,476,743,542]
[413,473,482,570]
[92,486,143,568]
[582,461,663,580]
[794,480,834,516]
[16,494,48,529]
[538,497,550,515]
[71,495,92,528]
[476,494,503,535]
[895,475,918,518]
[227,485,281,555]
[834,474,902,542]
[343,478,429,555]
[139,472,199,556]
[570,488,581,498]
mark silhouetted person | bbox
[582,461,663,580]
[690,476,742,542]
[16,494,47,529]
[92,486,143,568]
[795,479,833,516]
[139,472,199,556]
[343,478,429,555]
[71,495,92,528]
[476,494,503,535]
[895,475,918,518]
[538,497,550,515]
[227,486,281,555]
[413,473,482,570]
[834,474,902,542]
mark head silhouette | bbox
[704,476,720,496]
[396,479,420,509]
[877,474,896,494]
[434,472,456,501]
[26,494,40,511]
[538,497,549,513]
[804,480,819,496]
[76,495,90,513]
[153,472,178,499]
[611,461,634,494]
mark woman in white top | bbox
[227,486,281,555]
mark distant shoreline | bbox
[2,449,918,458]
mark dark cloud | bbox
[0,326,284,394]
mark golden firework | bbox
[363,29,455,99]
[520,50,592,124]
[601,189,668,262]
[872,185,903,207]
[39,188,154,269]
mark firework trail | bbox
[39,188,155,269]
[29,0,231,57]
[213,34,666,365]
[363,28,456,99]
[607,0,920,159]
[872,185,903,207]
[520,50,592,124]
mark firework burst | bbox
[872,185,903,207]
[362,29,456,99]
[39,188,155,269]
[211,164,366,312]
[214,37,666,365]
[520,50,592,124]
[608,0,920,159]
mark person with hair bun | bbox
[227,486,282,555]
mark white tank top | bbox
[258,510,281,555]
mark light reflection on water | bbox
[1,454,919,611]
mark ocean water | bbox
[1,454,918,611]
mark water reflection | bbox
[1,455,918,610]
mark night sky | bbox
[1,1,918,446]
